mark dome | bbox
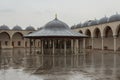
[0,25,10,30]
[12,25,22,30]
[82,21,91,27]
[108,13,120,22]
[25,26,35,31]
[71,25,76,29]
[76,23,82,28]
[89,19,98,26]
[44,18,69,30]
[25,17,87,38]
[98,16,108,24]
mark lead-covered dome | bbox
[89,19,98,26]
[71,25,76,29]
[76,23,82,28]
[0,25,10,30]
[82,20,91,27]
[25,17,87,38]
[12,25,22,30]
[44,18,69,30]
[108,13,120,22]
[25,26,35,31]
[98,16,108,24]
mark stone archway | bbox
[85,29,91,49]
[103,26,113,50]
[93,28,102,49]
[0,32,11,48]
[12,32,24,47]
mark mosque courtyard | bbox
[0,48,120,80]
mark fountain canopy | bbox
[25,17,87,38]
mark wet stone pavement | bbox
[0,48,120,80]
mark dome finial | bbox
[55,13,57,19]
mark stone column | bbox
[10,38,13,48]
[71,39,73,54]
[83,38,86,49]
[29,39,32,54]
[33,39,36,54]
[52,40,55,67]
[101,36,104,50]
[75,39,79,54]
[73,39,76,54]
[79,39,81,53]
[114,36,117,52]
[75,39,79,67]
[91,37,94,49]
[52,40,55,56]
[41,39,44,66]
[41,39,43,55]
[64,39,66,56]
[23,38,25,48]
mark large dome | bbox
[25,17,87,38]
[108,13,120,22]
[98,16,108,24]
[44,18,69,30]
[12,25,22,30]
[25,26,35,31]
[0,25,10,30]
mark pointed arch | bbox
[0,32,10,39]
[85,29,91,37]
[103,26,113,38]
[0,32,11,47]
[12,32,24,40]
[93,28,101,38]
[115,24,120,37]
[12,32,24,47]
[79,30,83,34]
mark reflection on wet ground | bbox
[0,48,120,80]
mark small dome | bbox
[98,16,108,24]
[76,23,82,28]
[82,21,91,27]
[89,19,98,26]
[0,25,10,30]
[108,13,120,22]
[25,26,35,31]
[12,25,22,30]
[71,25,76,29]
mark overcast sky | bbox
[0,0,120,29]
